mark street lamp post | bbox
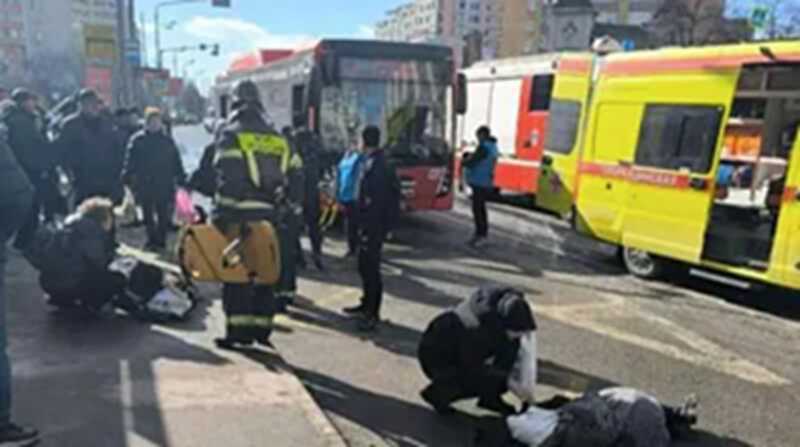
[154,0,203,68]
[154,0,230,69]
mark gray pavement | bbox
[274,193,800,447]
[4,189,346,445]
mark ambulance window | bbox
[529,74,555,111]
[546,99,581,154]
[636,105,722,173]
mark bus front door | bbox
[536,55,593,219]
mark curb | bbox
[289,369,350,447]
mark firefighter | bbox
[190,79,290,350]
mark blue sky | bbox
[135,0,400,91]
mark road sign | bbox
[752,6,769,30]
[211,0,231,7]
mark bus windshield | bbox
[318,57,450,165]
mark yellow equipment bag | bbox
[179,222,281,285]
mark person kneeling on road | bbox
[31,197,137,314]
[418,285,536,416]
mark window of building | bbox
[635,105,723,173]
[530,74,555,111]
[546,99,581,154]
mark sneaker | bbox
[342,303,366,316]
[357,315,379,332]
[468,236,488,248]
[0,422,39,447]
[477,396,516,415]
[420,387,456,415]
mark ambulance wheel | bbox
[621,247,666,279]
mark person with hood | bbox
[123,108,186,250]
[0,119,39,446]
[57,89,126,206]
[35,197,131,313]
[462,126,499,248]
[418,285,536,416]
[0,89,54,251]
[190,79,290,350]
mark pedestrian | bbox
[0,119,39,446]
[123,108,186,250]
[342,126,393,332]
[35,197,135,314]
[113,107,141,146]
[462,125,498,248]
[0,88,55,251]
[417,285,536,416]
[57,89,126,206]
[276,128,305,311]
[336,144,363,258]
[190,80,290,350]
[294,119,325,269]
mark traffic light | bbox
[211,0,231,7]
[211,44,220,57]
[199,43,207,51]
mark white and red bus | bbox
[453,54,560,196]
[212,39,457,212]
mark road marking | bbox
[536,293,790,386]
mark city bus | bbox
[211,39,456,212]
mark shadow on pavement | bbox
[294,366,507,447]
[7,253,229,446]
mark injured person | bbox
[417,285,537,416]
[502,388,698,447]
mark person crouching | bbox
[37,197,131,313]
[418,285,536,416]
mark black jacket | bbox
[294,129,322,214]
[357,149,394,233]
[191,104,290,222]
[57,112,125,202]
[123,129,186,201]
[0,100,53,176]
[39,214,115,294]
[0,122,33,243]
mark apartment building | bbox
[374,0,500,62]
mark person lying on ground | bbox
[494,387,698,447]
[418,285,536,416]
[29,197,138,315]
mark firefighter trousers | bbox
[222,283,275,343]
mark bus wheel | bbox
[622,247,665,279]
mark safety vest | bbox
[214,132,292,211]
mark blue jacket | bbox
[337,150,363,204]
[464,139,498,188]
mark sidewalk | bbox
[3,249,346,447]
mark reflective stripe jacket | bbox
[191,105,292,221]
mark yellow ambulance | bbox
[539,41,800,290]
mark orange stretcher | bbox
[179,222,281,285]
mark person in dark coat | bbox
[37,197,129,312]
[291,122,325,270]
[275,126,305,310]
[342,126,394,332]
[190,80,291,350]
[57,89,125,206]
[418,285,536,416]
[0,89,54,250]
[0,119,39,447]
[123,108,186,250]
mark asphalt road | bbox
[176,125,800,447]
